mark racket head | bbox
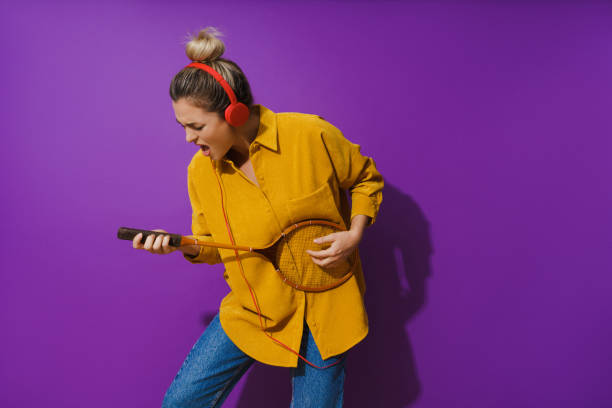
[274,219,357,292]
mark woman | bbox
[133,27,383,407]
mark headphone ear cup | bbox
[225,103,250,127]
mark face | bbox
[172,98,234,160]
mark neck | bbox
[226,105,261,167]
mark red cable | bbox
[211,160,344,370]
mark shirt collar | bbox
[251,104,278,152]
[216,104,278,168]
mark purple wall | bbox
[2,1,611,407]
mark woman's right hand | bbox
[132,229,177,255]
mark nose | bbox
[185,129,198,144]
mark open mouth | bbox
[199,145,210,156]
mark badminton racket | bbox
[117,219,356,292]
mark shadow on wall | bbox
[233,183,434,407]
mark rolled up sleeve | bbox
[319,120,384,226]
[184,166,222,265]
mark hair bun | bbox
[184,26,225,63]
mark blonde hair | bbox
[169,27,254,118]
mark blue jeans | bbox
[162,313,346,407]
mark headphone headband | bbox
[184,61,250,127]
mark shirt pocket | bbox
[285,181,345,227]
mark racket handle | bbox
[117,227,183,247]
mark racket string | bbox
[279,230,306,286]
[279,225,351,289]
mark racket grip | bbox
[117,227,183,247]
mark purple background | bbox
[2,1,611,407]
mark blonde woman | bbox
[133,27,383,407]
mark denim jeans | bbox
[162,313,346,407]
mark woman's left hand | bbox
[306,230,362,268]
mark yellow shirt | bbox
[182,104,384,367]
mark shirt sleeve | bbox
[318,119,384,226]
[183,165,223,265]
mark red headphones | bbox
[185,61,250,127]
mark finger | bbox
[309,254,323,266]
[144,234,155,250]
[162,235,173,253]
[160,235,172,253]
[318,256,344,268]
[313,233,337,244]
[306,247,339,259]
[133,233,143,249]
[153,234,164,252]
[309,254,340,267]
[322,258,343,268]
